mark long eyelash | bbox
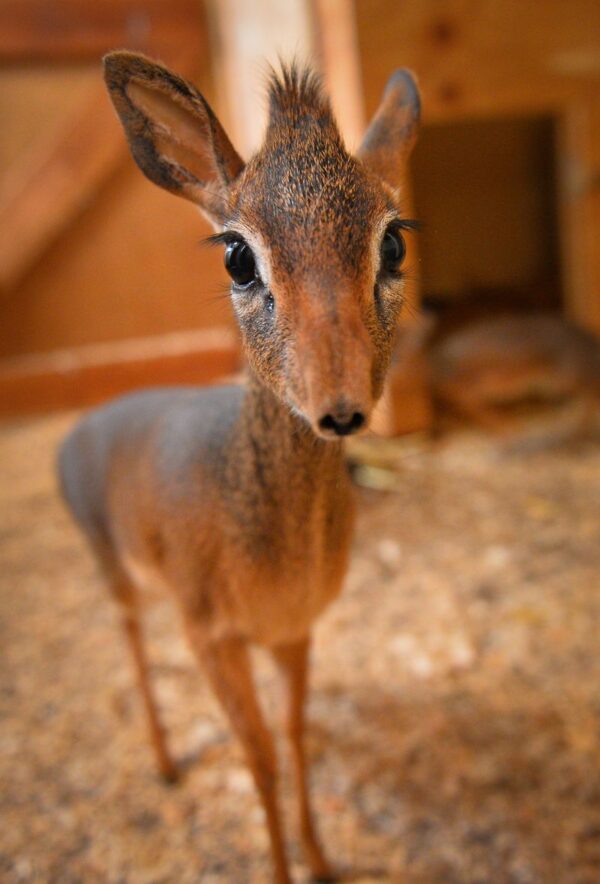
[200,231,246,248]
[394,218,421,232]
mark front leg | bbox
[272,638,336,882]
[185,626,292,884]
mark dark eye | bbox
[224,241,258,288]
[380,226,406,274]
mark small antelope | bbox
[58,51,420,883]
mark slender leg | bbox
[186,627,292,884]
[272,638,335,882]
[112,576,178,782]
[121,606,178,782]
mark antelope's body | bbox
[60,381,352,647]
[59,53,420,883]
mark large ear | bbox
[357,69,420,188]
[103,51,244,225]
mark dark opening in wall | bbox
[411,115,561,332]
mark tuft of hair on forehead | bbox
[266,62,336,131]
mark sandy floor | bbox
[1,413,599,883]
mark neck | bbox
[224,371,352,574]
[240,370,344,466]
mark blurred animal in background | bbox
[394,312,600,445]
[58,52,420,883]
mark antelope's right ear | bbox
[103,51,244,226]
[357,69,420,190]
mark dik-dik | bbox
[59,51,420,883]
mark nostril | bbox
[319,411,366,436]
[319,413,338,433]
[349,411,365,432]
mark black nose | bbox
[319,409,366,437]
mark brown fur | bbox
[59,53,420,883]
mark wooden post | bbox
[205,0,316,157]
[558,98,600,335]
[311,0,366,148]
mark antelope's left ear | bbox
[357,69,420,187]
[103,51,244,226]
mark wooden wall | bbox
[2,0,599,424]
[411,116,560,306]
[355,0,600,333]
[0,0,239,415]
[0,157,232,357]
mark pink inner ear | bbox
[127,79,215,185]
[127,80,212,150]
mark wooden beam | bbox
[0,82,126,293]
[205,0,316,156]
[355,0,600,123]
[311,0,366,149]
[0,0,208,289]
[0,327,240,418]
[0,0,206,65]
